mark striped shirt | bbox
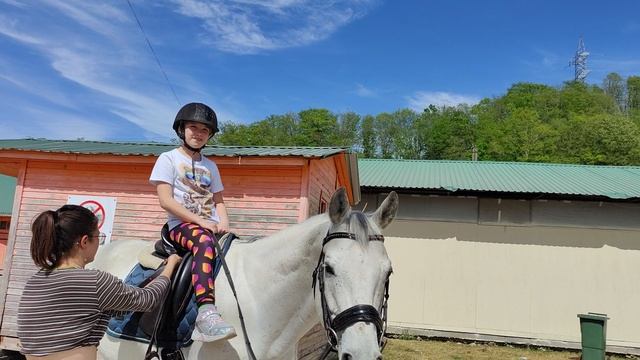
[17,268,170,356]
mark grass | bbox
[382,337,637,360]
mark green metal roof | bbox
[0,174,16,216]
[0,139,348,158]
[358,159,640,200]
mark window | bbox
[318,190,328,213]
[0,221,8,230]
[319,198,327,213]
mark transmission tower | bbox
[569,37,590,82]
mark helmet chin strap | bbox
[180,138,203,184]
[182,140,205,153]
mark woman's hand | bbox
[160,254,182,279]
[166,254,182,268]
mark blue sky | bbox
[1,0,639,142]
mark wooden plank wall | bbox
[306,157,338,217]
[298,157,339,360]
[220,165,301,237]
[1,158,304,339]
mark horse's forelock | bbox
[349,211,371,246]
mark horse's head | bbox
[314,188,398,360]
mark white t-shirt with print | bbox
[149,148,224,230]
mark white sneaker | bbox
[191,304,237,342]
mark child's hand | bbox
[197,219,219,234]
[217,220,230,234]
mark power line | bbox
[125,0,181,106]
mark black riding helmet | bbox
[172,102,219,141]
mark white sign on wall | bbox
[67,195,117,246]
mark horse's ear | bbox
[372,191,398,229]
[329,187,351,224]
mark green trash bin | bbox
[577,312,609,360]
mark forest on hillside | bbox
[212,73,640,165]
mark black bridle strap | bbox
[331,304,384,336]
[313,230,389,360]
[323,232,356,244]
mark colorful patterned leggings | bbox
[169,223,217,307]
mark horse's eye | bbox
[324,264,335,276]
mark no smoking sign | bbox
[68,195,117,246]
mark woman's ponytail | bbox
[30,210,58,270]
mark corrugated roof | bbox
[358,159,640,200]
[0,139,347,158]
[0,174,16,216]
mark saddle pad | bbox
[106,233,236,347]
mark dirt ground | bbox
[382,337,637,360]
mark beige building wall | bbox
[384,219,640,350]
[355,192,640,352]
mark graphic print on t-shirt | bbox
[178,163,214,218]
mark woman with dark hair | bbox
[17,204,181,360]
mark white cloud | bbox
[0,107,112,140]
[171,0,377,54]
[0,0,375,141]
[590,58,640,75]
[40,0,128,40]
[407,91,480,111]
[0,15,43,45]
[0,73,76,109]
[0,0,26,7]
[0,0,194,140]
[536,49,559,67]
[354,83,375,97]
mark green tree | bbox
[559,81,617,117]
[381,109,420,159]
[297,109,339,146]
[361,115,376,157]
[374,112,395,158]
[628,76,640,111]
[501,108,557,162]
[603,72,626,111]
[417,105,475,160]
[557,114,640,165]
[337,112,360,148]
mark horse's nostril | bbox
[377,356,383,360]
[341,354,352,360]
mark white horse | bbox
[92,188,398,360]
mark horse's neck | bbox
[236,215,329,353]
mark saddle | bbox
[107,224,236,351]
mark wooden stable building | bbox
[0,138,360,358]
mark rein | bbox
[312,231,390,359]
